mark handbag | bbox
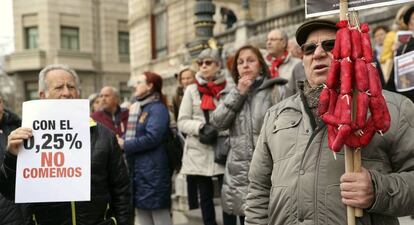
[199,123,218,144]
[199,90,230,165]
[214,135,230,165]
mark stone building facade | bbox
[5,0,130,115]
[128,0,301,99]
[128,0,401,104]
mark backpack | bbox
[163,127,184,175]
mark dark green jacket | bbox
[246,90,414,225]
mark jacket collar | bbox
[272,81,315,133]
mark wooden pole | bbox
[354,149,363,217]
[339,1,358,225]
[350,8,364,220]
[344,146,355,225]
[339,0,348,21]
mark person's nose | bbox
[61,86,71,98]
[313,44,327,59]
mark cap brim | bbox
[295,19,338,46]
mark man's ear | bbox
[147,83,154,92]
[39,91,46,99]
[283,40,288,49]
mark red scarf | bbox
[196,80,226,110]
[267,50,288,78]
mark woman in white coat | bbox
[177,48,227,225]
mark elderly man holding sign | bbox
[245,18,414,225]
[0,64,133,225]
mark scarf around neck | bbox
[195,70,227,111]
[302,81,324,126]
[267,50,288,78]
[125,92,160,140]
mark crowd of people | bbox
[1,3,414,225]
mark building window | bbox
[61,26,79,50]
[118,32,130,56]
[25,27,38,49]
[151,11,168,59]
[25,81,39,100]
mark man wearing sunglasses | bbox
[245,18,414,225]
[265,29,301,102]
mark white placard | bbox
[394,50,414,92]
[305,0,412,18]
[15,99,91,203]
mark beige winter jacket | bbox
[245,89,414,225]
[177,72,226,177]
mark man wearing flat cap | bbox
[385,4,414,103]
[245,18,414,225]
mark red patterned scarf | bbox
[267,50,288,78]
[196,80,226,110]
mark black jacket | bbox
[0,108,30,225]
[0,108,21,161]
[385,37,414,103]
[0,122,133,225]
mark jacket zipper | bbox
[32,214,38,225]
[314,128,328,225]
[297,125,324,222]
[71,201,77,225]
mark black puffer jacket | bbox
[0,108,30,225]
[0,122,133,225]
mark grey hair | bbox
[88,93,99,102]
[271,29,289,49]
[38,64,80,93]
[197,48,221,66]
[104,86,121,100]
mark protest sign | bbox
[306,0,412,18]
[15,99,90,203]
[394,50,414,92]
[396,30,414,45]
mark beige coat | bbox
[245,89,414,225]
[177,74,225,176]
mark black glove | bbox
[199,124,218,145]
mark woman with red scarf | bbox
[177,48,229,225]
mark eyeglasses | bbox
[301,39,335,55]
[267,38,284,42]
[197,60,215,66]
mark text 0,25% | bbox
[23,133,83,152]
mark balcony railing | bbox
[214,4,399,47]
[214,5,306,46]
[249,5,305,37]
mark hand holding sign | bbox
[7,127,33,156]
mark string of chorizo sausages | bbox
[318,20,391,152]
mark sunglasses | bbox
[197,60,215,66]
[301,39,335,55]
